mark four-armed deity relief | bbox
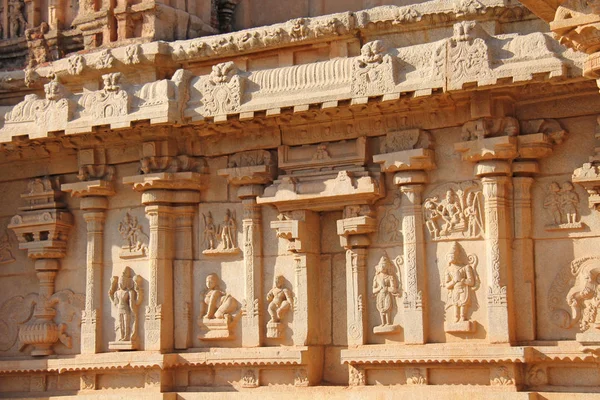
[442,242,479,333]
[108,267,143,350]
[266,275,294,339]
[544,181,584,231]
[118,212,148,259]
[423,181,484,241]
[198,273,239,340]
[372,253,402,334]
[202,209,240,255]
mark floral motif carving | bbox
[198,273,239,340]
[200,61,243,116]
[108,267,143,350]
[349,365,366,386]
[266,275,293,339]
[442,242,480,333]
[352,40,396,96]
[118,212,148,259]
[544,181,584,231]
[406,368,427,385]
[490,366,515,386]
[423,181,484,241]
[202,209,239,255]
[372,253,402,335]
[448,21,490,84]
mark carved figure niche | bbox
[198,273,239,340]
[266,275,294,339]
[372,254,402,334]
[442,242,480,333]
[118,212,148,259]
[108,267,143,350]
[202,209,240,255]
[543,181,584,231]
[423,181,484,241]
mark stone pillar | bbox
[271,210,320,346]
[240,189,263,347]
[396,172,428,344]
[512,170,536,342]
[337,209,376,345]
[477,161,513,344]
[173,206,194,350]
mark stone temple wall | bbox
[1,0,600,398]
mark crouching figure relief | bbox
[198,273,239,340]
[372,253,402,334]
[442,242,479,333]
[266,275,294,339]
[108,267,143,350]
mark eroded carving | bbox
[442,242,480,333]
[423,182,484,241]
[544,181,584,231]
[108,266,143,350]
[198,273,239,340]
[461,117,520,141]
[372,253,402,334]
[406,368,427,385]
[0,229,15,264]
[118,212,148,259]
[266,275,293,339]
[352,40,395,96]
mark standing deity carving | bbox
[544,181,583,230]
[266,275,293,339]
[8,0,26,39]
[0,229,15,264]
[118,212,148,258]
[198,273,239,340]
[423,182,484,241]
[202,209,239,255]
[442,242,479,333]
[108,267,143,350]
[372,254,402,334]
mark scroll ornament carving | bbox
[200,61,243,116]
[80,73,129,119]
[118,212,148,259]
[372,253,402,334]
[0,229,16,264]
[108,267,143,350]
[198,273,239,340]
[202,209,240,255]
[544,181,584,231]
[423,181,484,241]
[406,368,427,385]
[442,242,480,333]
[266,275,293,339]
[449,21,491,83]
[352,40,396,96]
[527,365,548,386]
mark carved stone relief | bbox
[202,209,239,255]
[406,367,428,385]
[241,368,259,388]
[544,181,584,231]
[351,40,396,97]
[79,73,129,120]
[377,195,402,244]
[423,181,484,241]
[197,273,239,340]
[0,228,15,264]
[372,253,402,335]
[199,61,243,116]
[108,266,143,350]
[442,242,480,333]
[266,275,293,339]
[118,212,148,259]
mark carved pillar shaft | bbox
[512,175,536,342]
[241,197,263,347]
[345,244,368,346]
[145,204,175,352]
[399,182,427,344]
[481,172,513,343]
[173,206,194,350]
[81,210,106,354]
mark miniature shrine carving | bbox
[544,181,584,231]
[118,212,148,259]
[442,242,480,333]
[108,267,143,350]
[198,273,239,340]
[202,209,239,255]
[266,275,293,339]
[423,182,484,241]
[372,253,402,334]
